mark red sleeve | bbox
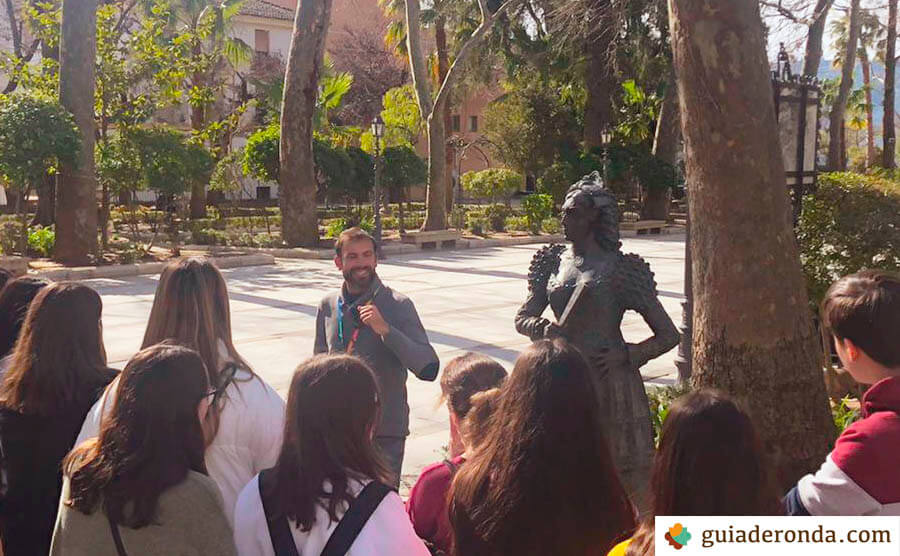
[406,461,453,542]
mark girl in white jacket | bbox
[76,257,285,525]
[233,354,429,556]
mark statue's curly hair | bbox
[563,171,620,251]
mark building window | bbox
[255,30,270,54]
[469,115,478,132]
[452,115,460,132]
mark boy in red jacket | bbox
[785,270,900,515]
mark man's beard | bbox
[343,266,375,292]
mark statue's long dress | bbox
[516,245,678,508]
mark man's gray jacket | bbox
[314,275,439,438]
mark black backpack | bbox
[258,468,393,556]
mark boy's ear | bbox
[334,254,343,270]
[842,338,861,362]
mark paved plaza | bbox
[86,233,686,490]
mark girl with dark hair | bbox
[233,354,429,555]
[0,276,50,366]
[77,257,285,524]
[407,353,507,554]
[449,339,635,556]
[611,389,782,556]
[0,283,116,556]
[51,343,235,555]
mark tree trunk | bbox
[279,0,333,246]
[189,60,207,219]
[55,0,99,264]
[826,0,860,171]
[31,175,55,227]
[436,17,455,213]
[583,11,615,150]
[802,0,833,76]
[885,0,897,169]
[669,0,834,489]
[642,64,680,221]
[405,0,523,231]
[858,47,876,168]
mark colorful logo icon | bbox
[665,523,691,549]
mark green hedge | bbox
[798,172,900,309]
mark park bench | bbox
[401,230,462,249]
[620,220,667,235]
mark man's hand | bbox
[359,304,390,337]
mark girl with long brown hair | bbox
[76,257,285,524]
[407,353,507,554]
[51,343,235,555]
[0,283,116,556]
[449,339,636,556]
[0,276,50,366]
[234,353,429,555]
[611,389,782,556]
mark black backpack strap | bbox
[320,481,392,556]
[258,468,300,556]
[107,515,128,556]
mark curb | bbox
[30,253,276,281]
[180,234,568,260]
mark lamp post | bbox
[371,115,385,251]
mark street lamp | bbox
[600,127,612,185]
[371,115,385,251]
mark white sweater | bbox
[233,475,430,556]
[75,369,286,526]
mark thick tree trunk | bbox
[859,48,876,168]
[583,15,615,149]
[279,0,332,246]
[802,0,833,76]
[669,0,834,488]
[423,110,449,230]
[55,0,98,264]
[885,0,898,169]
[826,0,860,171]
[643,64,680,220]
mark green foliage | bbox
[0,95,80,194]
[450,206,468,230]
[538,149,605,204]
[483,71,581,176]
[797,172,900,309]
[361,85,423,151]
[462,168,522,203]
[381,146,427,192]
[522,194,555,233]
[127,126,214,196]
[541,217,561,235]
[832,397,861,436]
[615,80,661,145]
[243,124,281,182]
[325,216,374,238]
[27,226,55,257]
[504,215,529,232]
[483,203,511,232]
[646,384,692,447]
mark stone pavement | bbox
[86,233,685,492]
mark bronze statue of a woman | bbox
[515,172,679,505]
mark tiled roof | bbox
[239,0,295,21]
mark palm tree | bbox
[826,0,860,171]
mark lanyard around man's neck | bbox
[337,284,382,354]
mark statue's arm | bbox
[515,288,552,341]
[515,244,563,341]
[620,254,680,370]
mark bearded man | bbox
[314,227,439,488]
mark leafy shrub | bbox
[522,194,555,233]
[504,216,530,232]
[542,217,562,234]
[484,204,511,232]
[243,124,280,182]
[797,172,900,309]
[646,384,691,447]
[832,396,861,436]
[325,218,348,239]
[0,221,21,254]
[461,168,522,204]
[191,228,229,246]
[27,226,55,257]
[450,206,467,230]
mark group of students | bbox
[0,257,897,556]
